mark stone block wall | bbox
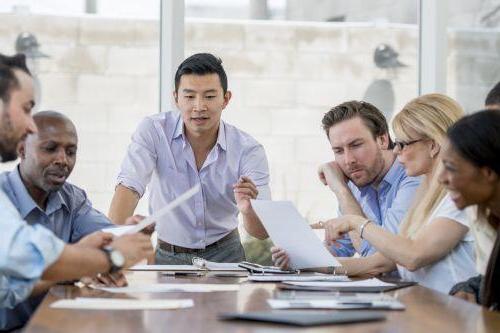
[0,13,498,225]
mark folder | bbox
[219,310,386,326]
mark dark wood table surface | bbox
[24,271,500,333]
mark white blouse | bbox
[397,194,477,294]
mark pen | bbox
[336,302,373,306]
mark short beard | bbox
[352,149,386,187]
[0,109,19,163]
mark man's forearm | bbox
[108,185,140,224]
[334,186,365,216]
[30,281,55,297]
[242,209,268,240]
[41,245,110,281]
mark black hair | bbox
[174,53,228,93]
[0,53,31,104]
[447,109,500,310]
[485,81,500,107]
[447,109,500,175]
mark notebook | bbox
[248,273,349,282]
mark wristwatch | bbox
[101,246,125,274]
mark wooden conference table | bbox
[25,271,500,333]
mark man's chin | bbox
[349,175,374,188]
[351,179,371,187]
[44,182,65,193]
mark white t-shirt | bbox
[397,194,477,294]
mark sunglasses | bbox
[393,139,423,150]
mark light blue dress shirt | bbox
[0,189,65,309]
[1,167,113,242]
[332,159,421,257]
[117,111,271,248]
[0,167,113,330]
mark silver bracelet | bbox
[359,219,373,239]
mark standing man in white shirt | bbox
[109,53,271,264]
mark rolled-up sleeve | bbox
[70,188,114,243]
[116,117,158,197]
[240,144,271,200]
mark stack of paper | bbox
[92,283,240,293]
[127,264,204,272]
[268,296,405,310]
[50,297,194,310]
[279,278,401,293]
[248,274,349,282]
[284,278,395,288]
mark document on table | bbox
[268,298,405,310]
[248,274,349,282]
[283,278,395,288]
[250,200,341,270]
[50,298,194,310]
[102,184,200,237]
[127,264,204,272]
[93,283,240,293]
[192,258,247,272]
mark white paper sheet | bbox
[103,225,136,237]
[250,200,341,270]
[50,297,194,310]
[102,184,200,237]
[127,264,204,271]
[248,274,349,282]
[283,278,395,288]
[93,283,240,293]
[267,298,405,310]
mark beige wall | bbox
[0,13,498,225]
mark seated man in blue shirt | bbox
[272,101,420,267]
[0,53,153,327]
[0,110,136,330]
[316,101,421,257]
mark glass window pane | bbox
[185,0,419,224]
[0,1,160,214]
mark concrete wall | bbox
[0,13,499,225]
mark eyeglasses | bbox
[393,139,423,150]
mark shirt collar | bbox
[380,158,404,187]
[7,166,68,218]
[171,113,227,152]
[354,158,402,194]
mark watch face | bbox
[110,250,125,268]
